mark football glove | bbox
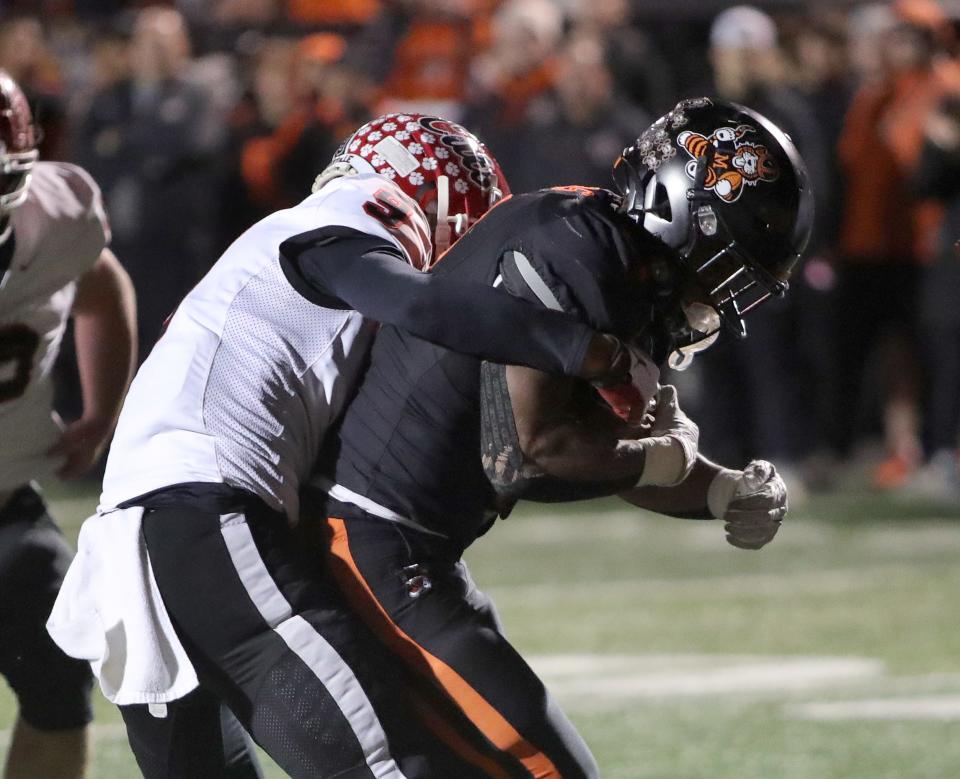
[632,385,699,487]
[707,460,787,550]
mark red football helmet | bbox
[0,70,37,216]
[315,113,509,262]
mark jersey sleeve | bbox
[278,225,596,377]
[501,190,652,339]
[55,162,111,278]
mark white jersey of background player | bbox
[100,113,605,522]
[0,70,136,779]
[0,162,111,486]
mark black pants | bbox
[320,512,599,779]
[0,486,93,731]
[120,687,264,779]
[136,499,483,779]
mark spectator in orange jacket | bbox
[834,0,960,486]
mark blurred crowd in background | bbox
[5,0,960,499]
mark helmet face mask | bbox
[0,69,38,220]
[0,147,38,213]
[315,113,508,266]
[614,97,813,338]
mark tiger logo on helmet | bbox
[678,125,779,203]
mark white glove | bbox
[707,460,787,550]
[633,385,699,487]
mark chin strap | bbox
[668,331,719,371]
[433,175,471,258]
[0,148,37,213]
[667,302,721,371]
[434,174,451,255]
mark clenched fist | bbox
[707,460,787,550]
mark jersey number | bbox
[363,188,428,270]
[0,324,40,403]
[363,188,415,229]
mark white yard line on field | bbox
[787,695,960,721]
[485,563,926,603]
[526,653,885,702]
[501,509,960,554]
[500,511,829,546]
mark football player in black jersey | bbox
[289,98,813,778]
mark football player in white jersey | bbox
[0,71,136,779]
[49,115,630,778]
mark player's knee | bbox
[16,657,94,732]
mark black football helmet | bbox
[613,98,813,338]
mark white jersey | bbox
[101,174,430,522]
[0,162,109,490]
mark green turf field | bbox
[3,482,959,778]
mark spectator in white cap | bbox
[709,5,781,102]
[695,4,832,493]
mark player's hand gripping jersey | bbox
[0,162,109,489]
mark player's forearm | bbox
[618,455,721,519]
[397,272,606,378]
[505,365,698,487]
[521,419,650,482]
[285,236,617,379]
[71,249,137,425]
[505,364,651,482]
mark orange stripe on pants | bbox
[325,517,562,779]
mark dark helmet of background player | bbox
[0,69,37,219]
[612,97,813,338]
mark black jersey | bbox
[326,187,660,548]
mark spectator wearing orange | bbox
[463,0,564,181]
[497,33,649,193]
[285,0,380,28]
[835,0,960,486]
[467,0,562,127]
[370,0,496,119]
[218,36,298,248]
[240,32,350,212]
